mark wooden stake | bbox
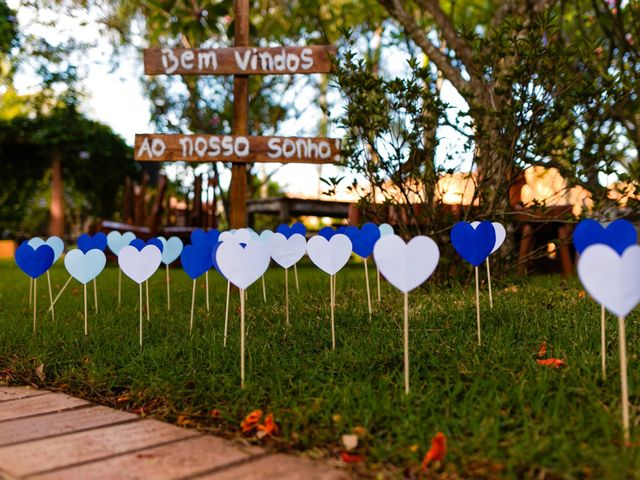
[486,258,493,309]
[145,280,150,322]
[618,315,629,442]
[93,279,98,313]
[190,279,196,334]
[364,258,372,318]
[205,271,210,312]
[475,266,481,346]
[48,276,72,313]
[330,274,335,350]
[46,271,55,322]
[29,277,33,306]
[139,283,143,346]
[294,263,300,292]
[166,264,171,311]
[601,304,606,381]
[376,265,381,303]
[118,269,122,306]
[83,283,88,336]
[224,281,230,347]
[261,275,266,303]
[33,278,37,335]
[240,287,246,388]
[404,292,409,395]
[285,268,289,326]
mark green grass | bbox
[1,259,639,478]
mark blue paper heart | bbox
[345,225,378,258]
[451,221,496,267]
[191,229,220,248]
[15,243,54,278]
[181,244,212,279]
[318,227,336,240]
[129,238,163,253]
[276,222,307,239]
[573,219,637,255]
[107,231,136,255]
[77,232,107,253]
[64,249,106,284]
[158,236,183,265]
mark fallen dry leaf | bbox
[35,363,45,382]
[340,452,365,463]
[537,358,566,369]
[176,414,196,427]
[578,290,586,299]
[421,432,447,473]
[256,413,279,438]
[210,409,221,418]
[535,341,547,358]
[241,409,263,433]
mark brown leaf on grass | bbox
[176,414,196,427]
[535,341,547,358]
[421,432,447,473]
[210,409,221,418]
[578,290,586,299]
[256,413,278,438]
[537,358,566,369]
[116,393,132,403]
[35,363,45,382]
[241,409,263,433]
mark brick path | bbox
[0,386,349,480]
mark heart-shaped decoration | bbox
[471,221,506,254]
[374,235,440,293]
[379,223,394,237]
[276,221,306,239]
[578,244,640,317]
[306,234,352,275]
[573,219,637,255]
[345,224,380,258]
[268,233,307,268]
[181,244,212,279]
[15,243,55,278]
[216,241,271,289]
[158,236,183,265]
[28,236,64,262]
[451,221,496,266]
[219,228,252,244]
[129,238,164,253]
[77,232,107,253]
[318,226,336,240]
[107,231,136,256]
[118,245,162,284]
[257,229,274,242]
[64,249,107,284]
[191,229,220,249]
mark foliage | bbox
[0,104,136,238]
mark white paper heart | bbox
[577,244,640,317]
[219,228,252,244]
[306,234,352,275]
[64,249,107,284]
[118,245,162,284]
[373,234,440,293]
[216,241,271,289]
[107,231,136,256]
[471,221,506,254]
[268,233,306,269]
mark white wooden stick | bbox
[294,263,299,292]
[48,276,72,312]
[618,315,629,442]
[475,266,481,346]
[118,269,122,306]
[601,304,606,381]
[46,271,55,322]
[33,278,37,335]
[189,279,196,334]
[166,264,171,311]
[93,279,98,313]
[29,277,33,306]
[145,280,150,322]
[240,288,246,388]
[84,283,88,336]
[261,275,266,303]
[139,283,143,346]
[376,265,381,303]
[486,258,493,309]
[205,271,210,312]
[330,274,336,350]
[285,268,289,326]
[404,292,409,394]
[364,258,372,318]
[224,280,230,347]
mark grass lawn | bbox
[1,259,639,478]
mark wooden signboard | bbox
[135,134,340,164]
[144,45,336,76]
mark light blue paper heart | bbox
[28,236,64,263]
[159,236,183,265]
[379,223,394,237]
[107,231,136,256]
[64,249,106,284]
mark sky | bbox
[9,1,473,198]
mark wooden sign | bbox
[135,134,340,164]
[144,45,336,76]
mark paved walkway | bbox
[0,386,349,480]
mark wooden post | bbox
[50,149,64,237]
[229,0,250,228]
[191,174,203,226]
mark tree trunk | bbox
[49,149,64,237]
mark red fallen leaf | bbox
[210,409,221,418]
[537,358,565,368]
[340,452,365,463]
[421,432,447,472]
[241,409,263,433]
[257,413,278,437]
[535,341,547,358]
